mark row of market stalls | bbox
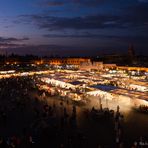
[36,70,148,111]
[0,68,147,109]
[39,77,84,101]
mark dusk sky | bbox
[0,0,148,56]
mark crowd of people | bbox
[0,76,147,148]
[138,105,148,113]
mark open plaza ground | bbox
[0,68,148,148]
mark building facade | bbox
[49,58,91,65]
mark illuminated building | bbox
[79,61,104,71]
[49,58,91,65]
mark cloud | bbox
[0,37,29,49]
[0,37,29,43]
[19,0,148,31]
[43,33,103,38]
[20,14,122,31]
[138,0,148,3]
[43,33,148,42]
[0,43,26,49]
[98,3,147,28]
[37,1,64,9]
[102,35,148,43]
[13,0,147,34]
[43,1,64,6]
[39,0,105,8]
[71,0,105,7]
[1,44,108,56]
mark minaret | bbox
[128,44,136,65]
[128,44,135,58]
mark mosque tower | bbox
[128,44,135,58]
[127,44,137,65]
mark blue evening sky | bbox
[0,0,148,56]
